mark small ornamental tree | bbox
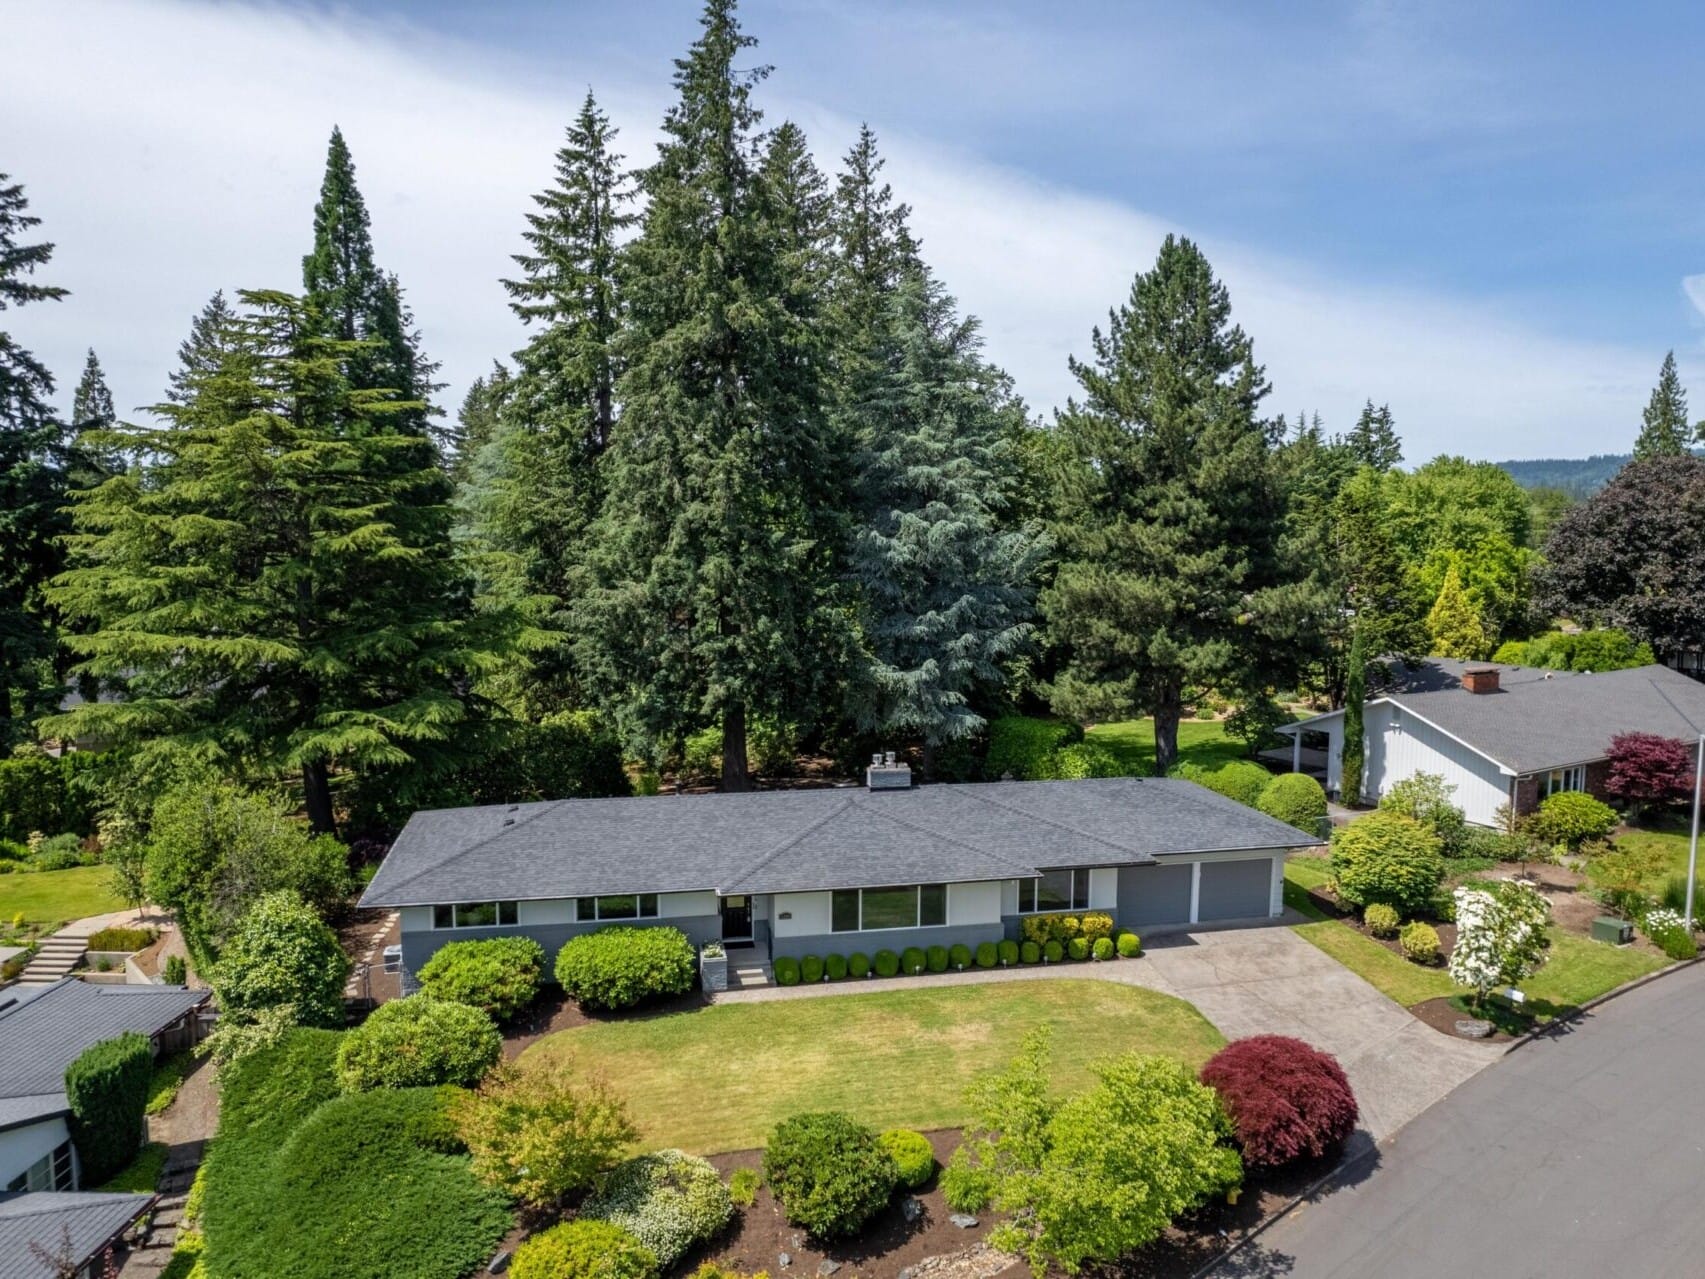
[335,995,502,1092]
[65,1032,153,1185]
[1225,696,1291,758]
[1377,772,1469,858]
[1199,1036,1358,1170]
[763,1112,898,1239]
[1329,812,1444,916]
[1605,733,1696,819]
[210,890,350,1029]
[455,1062,637,1205]
[1448,882,1552,1013]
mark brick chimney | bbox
[1462,666,1501,695]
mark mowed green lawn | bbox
[1085,717,1247,775]
[0,865,127,935]
[523,980,1224,1154]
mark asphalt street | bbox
[1211,963,1705,1279]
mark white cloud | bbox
[1,0,1690,460]
[1685,274,1705,325]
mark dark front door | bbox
[720,895,753,944]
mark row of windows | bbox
[1541,766,1585,797]
[432,901,519,930]
[7,1140,74,1193]
[576,894,660,922]
[831,884,948,933]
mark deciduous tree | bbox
[1604,732,1696,818]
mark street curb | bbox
[1501,951,1703,1054]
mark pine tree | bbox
[1632,351,1690,459]
[166,291,235,404]
[447,361,512,485]
[46,291,512,835]
[0,174,70,745]
[1340,624,1366,806]
[851,269,1045,773]
[1043,235,1308,774]
[1346,400,1402,472]
[829,124,919,366]
[70,349,114,428]
[1425,560,1490,660]
[584,0,844,788]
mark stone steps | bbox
[17,938,87,984]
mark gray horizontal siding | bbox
[398,915,722,983]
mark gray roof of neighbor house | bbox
[360,776,1315,908]
[0,1192,153,1279]
[0,980,208,1132]
[1281,660,1705,775]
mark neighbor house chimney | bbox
[866,751,913,790]
[1463,666,1501,694]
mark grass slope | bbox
[524,979,1223,1153]
[0,865,128,934]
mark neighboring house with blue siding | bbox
[360,763,1315,977]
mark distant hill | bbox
[1495,454,1630,497]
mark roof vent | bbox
[501,818,515,826]
[866,750,912,791]
[1462,666,1501,695]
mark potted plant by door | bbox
[700,941,728,992]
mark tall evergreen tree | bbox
[447,361,511,486]
[1632,351,1690,459]
[1340,625,1366,806]
[47,291,511,835]
[166,291,235,405]
[1345,399,1402,472]
[829,124,919,364]
[70,349,114,428]
[1043,236,1315,773]
[1425,560,1490,659]
[0,174,70,745]
[584,0,844,789]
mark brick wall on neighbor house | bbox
[1512,774,1541,816]
[1512,759,1613,817]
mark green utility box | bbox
[1591,915,1634,945]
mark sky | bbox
[6,0,1705,462]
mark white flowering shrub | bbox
[1639,908,1697,960]
[1447,882,1551,1008]
[582,1148,732,1266]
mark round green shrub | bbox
[1257,773,1329,835]
[1067,937,1089,961]
[926,945,950,972]
[763,1112,898,1239]
[554,926,697,1011]
[948,943,972,969]
[1020,940,1040,964]
[335,995,501,1092]
[1329,812,1445,917]
[416,936,546,1022]
[1528,791,1619,849]
[1398,920,1440,964]
[874,949,900,977]
[1092,937,1114,961]
[773,957,801,987]
[974,942,997,969]
[1362,902,1400,938]
[582,1149,733,1268]
[801,955,824,984]
[1116,932,1141,958]
[510,1221,656,1279]
[1043,939,1064,963]
[1052,741,1125,779]
[877,1128,936,1190]
[1177,760,1273,809]
[210,889,350,1029]
[848,952,870,978]
[997,939,1019,966]
[901,947,927,975]
[824,954,847,981]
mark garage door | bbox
[1116,863,1193,928]
[1197,858,1274,922]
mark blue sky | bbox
[7,0,1703,459]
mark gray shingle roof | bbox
[361,777,1315,907]
[0,1192,153,1279]
[0,1096,69,1137]
[0,980,208,1108]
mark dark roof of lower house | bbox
[0,980,208,1115]
[0,1192,153,1279]
[1283,660,1705,774]
[360,776,1315,908]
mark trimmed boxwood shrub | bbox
[1257,773,1329,834]
[1329,812,1445,917]
[554,926,697,1011]
[974,942,997,969]
[335,995,502,1092]
[511,1221,656,1279]
[848,952,870,978]
[1020,940,1040,964]
[1175,760,1272,809]
[65,1032,152,1185]
[901,947,927,975]
[773,957,801,986]
[997,939,1019,966]
[948,943,972,969]
[1116,932,1141,958]
[1067,937,1089,961]
[1528,791,1619,849]
[1079,912,1114,941]
[416,936,546,1022]
[1201,1036,1358,1169]
[877,1128,937,1190]
[824,954,847,981]
[801,955,824,984]
[763,1112,898,1239]
[1398,920,1441,964]
[582,1149,733,1268]
[85,926,156,952]
[1362,902,1400,937]
[1043,939,1063,963]
[874,949,900,977]
[926,945,950,973]
[1091,937,1114,961]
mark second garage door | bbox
[1197,858,1275,922]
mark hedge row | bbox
[772,931,1141,986]
[65,1032,153,1185]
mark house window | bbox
[1542,766,1585,797]
[829,884,949,932]
[431,902,520,929]
[6,1140,74,1193]
[575,894,661,922]
[1017,869,1090,914]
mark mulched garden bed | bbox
[502,986,710,1058]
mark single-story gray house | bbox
[0,980,209,1194]
[0,1190,154,1279]
[1274,660,1705,827]
[360,762,1317,977]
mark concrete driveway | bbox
[1141,923,1503,1140]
